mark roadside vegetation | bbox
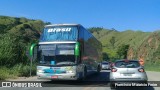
[0,63,37,80]
[145,63,160,72]
[0,16,160,80]
[0,16,45,80]
[89,27,160,71]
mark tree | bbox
[0,16,45,67]
[117,44,129,59]
[45,22,51,25]
[0,24,7,33]
[102,52,110,61]
[110,36,115,48]
[0,34,25,66]
[88,27,103,33]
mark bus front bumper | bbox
[37,73,78,80]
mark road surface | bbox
[0,70,160,90]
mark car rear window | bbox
[115,61,140,68]
[102,62,108,65]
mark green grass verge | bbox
[145,63,160,72]
[0,63,36,80]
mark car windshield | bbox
[115,61,140,68]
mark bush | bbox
[0,63,37,80]
[16,63,37,77]
[0,67,10,80]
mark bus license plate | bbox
[123,74,132,76]
[51,76,58,78]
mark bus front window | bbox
[55,55,75,65]
[40,26,78,42]
[38,50,76,66]
[38,44,77,66]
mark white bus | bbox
[30,24,102,80]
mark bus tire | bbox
[110,83,116,90]
[82,66,87,80]
[97,65,101,74]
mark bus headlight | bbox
[66,70,73,73]
[37,70,44,73]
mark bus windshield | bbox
[39,55,76,66]
[40,26,78,42]
[38,44,76,66]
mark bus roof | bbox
[45,24,81,27]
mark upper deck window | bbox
[40,26,78,42]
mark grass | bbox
[0,63,37,80]
[0,67,18,80]
[145,63,160,72]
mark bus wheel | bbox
[110,84,116,90]
[82,67,87,80]
[97,65,101,74]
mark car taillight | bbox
[111,63,115,66]
[111,68,117,72]
[138,68,144,72]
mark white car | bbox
[101,62,110,70]
[110,60,148,89]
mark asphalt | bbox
[0,70,160,90]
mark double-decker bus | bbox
[30,24,102,80]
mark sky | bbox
[0,0,160,32]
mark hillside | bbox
[91,28,160,65]
[0,16,45,79]
[1,16,159,65]
[0,16,160,66]
[0,16,159,80]
[0,16,45,66]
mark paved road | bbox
[146,71,160,81]
[0,70,160,90]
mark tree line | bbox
[0,16,46,67]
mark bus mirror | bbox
[75,42,80,56]
[33,45,38,60]
[29,43,37,57]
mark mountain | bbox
[1,16,159,80]
[0,16,45,66]
[90,28,160,65]
[0,16,159,66]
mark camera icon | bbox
[2,82,11,87]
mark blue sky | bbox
[0,0,160,32]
